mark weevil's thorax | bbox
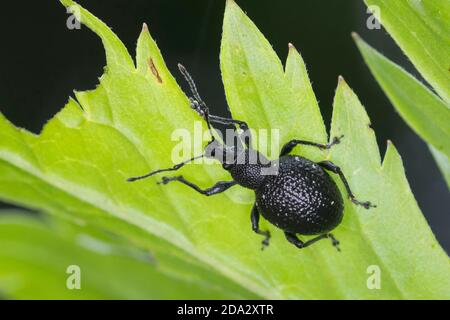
[225,149,272,190]
[204,139,272,190]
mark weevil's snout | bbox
[205,140,237,166]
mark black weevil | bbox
[128,64,375,251]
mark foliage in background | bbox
[356,0,450,187]
[0,210,253,299]
[0,0,449,299]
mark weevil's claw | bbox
[319,135,344,150]
[334,242,341,252]
[329,134,344,147]
[157,176,178,185]
[351,198,376,209]
[334,134,344,144]
[328,234,341,252]
[362,201,376,209]
[260,231,271,251]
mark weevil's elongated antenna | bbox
[177,63,215,135]
[127,154,204,182]
[178,63,204,105]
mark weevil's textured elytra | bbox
[127,63,375,252]
[256,156,343,235]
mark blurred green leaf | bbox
[430,146,450,187]
[0,0,448,299]
[354,34,450,186]
[0,211,254,299]
[365,0,450,102]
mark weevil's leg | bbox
[158,175,237,196]
[185,99,250,152]
[209,115,249,131]
[327,233,341,252]
[187,102,249,133]
[284,232,340,251]
[318,160,376,209]
[279,135,344,156]
[251,204,271,250]
[209,115,252,148]
[127,155,204,182]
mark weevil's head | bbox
[204,139,272,190]
[204,139,238,165]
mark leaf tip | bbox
[225,0,238,11]
[225,0,243,16]
[288,42,296,51]
[351,31,360,42]
[382,139,403,171]
[336,76,355,96]
[54,97,84,129]
[59,0,75,8]
[352,33,372,55]
[138,22,153,42]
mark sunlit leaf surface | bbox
[0,0,448,299]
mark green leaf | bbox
[357,1,450,187]
[364,0,450,102]
[0,211,252,299]
[430,146,450,187]
[221,8,327,160]
[353,34,450,186]
[0,0,449,299]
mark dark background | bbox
[0,0,448,252]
